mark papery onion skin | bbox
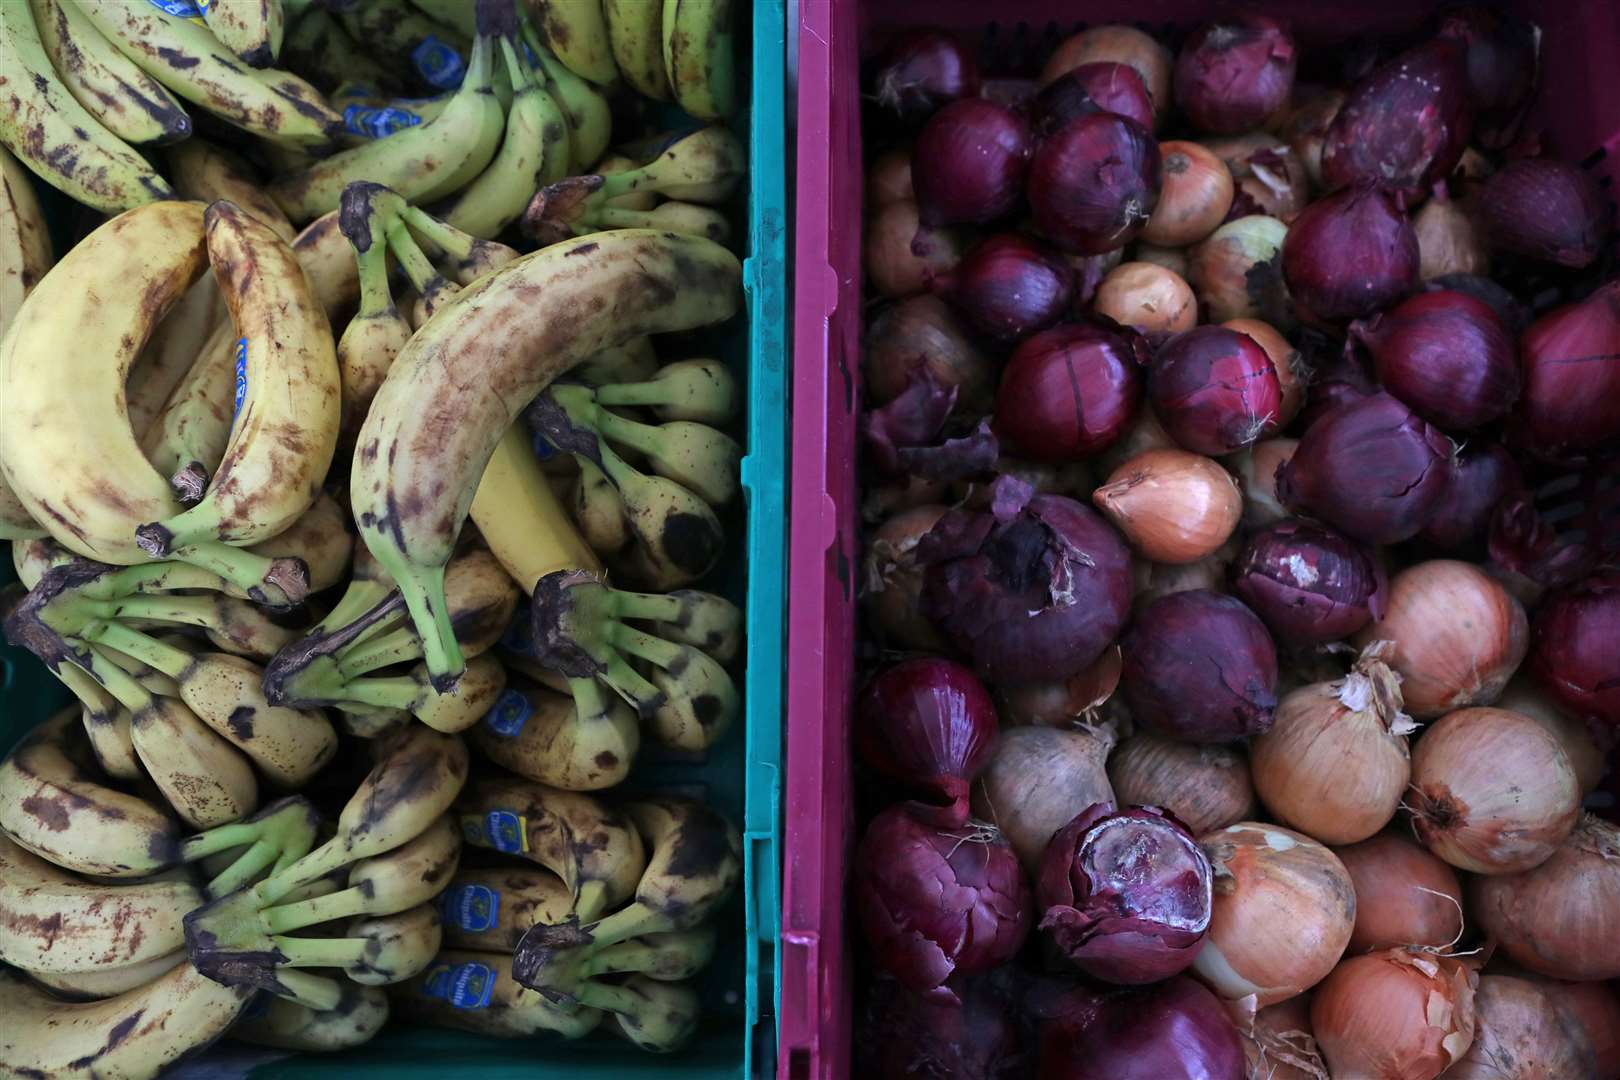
[1443,976,1598,1080]
[862,504,951,651]
[856,975,1025,1080]
[1232,520,1384,645]
[1033,976,1247,1080]
[994,320,1148,462]
[1195,822,1356,1007]
[1108,734,1256,836]
[1351,290,1519,431]
[1190,215,1292,327]
[1408,706,1582,874]
[973,725,1115,872]
[1029,113,1162,255]
[1031,61,1155,136]
[998,646,1122,728]
[1470,814,1620,982]
[933,233,1075,343]
[1282,185,1419,324]
[1150,326,1283,456]
[1414,186,1489,282]
[1222,318,1303,426]
[1203,133,1310,222]
[1093,448,1242,565]
[1479,158,1610,269]
[913,99,1033,227]
[1495,677,1607,796]
[1142,141,1234,247]
[1274,86,1344,190]
[1121,590,1279,743]
[855,658,1000,819]
[1175,16,1296,135]
[1512,280,1620,462]
[1231,437,1297,530]
[1243,995,1329,1080]
[1531,978,1620,1080]
[1528,571,1620,735]
[873,30,981,118]
[865,200,963,299]
[1417,442,1521,551]
[1093,262,1197,334]
[1310,949,1478,1080]
[1040,25,1173,129]
[1334,832,1464,953]
[864,295,995,414]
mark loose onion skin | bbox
[1092,262,1196,334]
[1512,280,1620,462]
[1529,570,1620,735]
[1243,996,1329,1080]
[913,99,1033,226]
[1093,448,1242,565]
[1310,949,1478,1080]
[1203,133,1310,222]
[1351,290,1519,432]
[1031,61,1155,136]
[1444,976,1598,1080]
[972,725,1115,872]
[855,658,1000,820]
[1175,16,1296,135]
[932,233,1075,343]
[862,504,951,650]
[1029,113,1162,255]
[1040,25,1173,129]
[1407,707,1582,874]
[1150,326,1282,456]
[994,319,1148,462]
[1108,733,1256,836]
[1141,142,1233,247]
[873,30,981,118]
[1414,186,1489,281]
[1274,85,1344,189]
[1195,822,1356,1007]
[1283,185,1419,324]
[1470,814,1620,982]
[865,200,962,299]
[1190,216,1291,326]
[1121,590,1278,743]
[1352,560,1527,719]
[1334,832,1464,954]
[1479,158,1610,269]
[1231,437,1297,529]
[864,295,994,413]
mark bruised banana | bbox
[140,319,239,502]
[166,138,297,241]
[469,677,639,791]
[570,456,631,557]
[663,0,737,120]
[293,210,363,322]
[603,0,671,100]
[529,0,618,86]
[232,981,390,1052]
[200,0,286,68]
[436,866,573,951]
[336,184,413,441]
[525,28,611,172]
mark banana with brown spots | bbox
[166,138,296,241]
[342,901,443,985]
[527,0,618,86]
[199,0,286,68]
[661,0,736,120]
[232,981,390,1051]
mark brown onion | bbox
[1231,437,1296,529]
[1190,215,1291,326]
[1273,86,1344,190]
[1533,979,1620,1080]
[1334,832,1464,954]
[865,200,962,299]
[1414,186,1488,281]
[1352,560,1527,719]
[1408,707,1582,874]
[1194,822,1356,1006]
[1092,262,1196,333]
[1222,318,1304,426]
[1095,404,1176,478]
[862,474,949,522]
[1494,677,1606,796]
[1310,949,1477,1079]
[1131,539,1239,612]
[863,295,994,413]
[1470,814,1620,982]
[1203,132,1311,222]
[998,646,1121,728]
[1108,733,1256,836]
[1444,976,1598,1080]
[1040,25,1172,129]
[867,148,914,206]
[1093,448,1241,565]
[1141,142,1233,247]
[1243,996,1329,1080]
[971,725,1115,872]
[862,504,950,651]
[1132,243,1189,278]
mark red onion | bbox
[1528,571,1620,735]
[993,320,1147,462]
[864,295,994,414]
[1479,159,1610,269]
[918,494,1133,684]
[1174,16,1297,135]
[1416,442,1518,551]
[873,30,981,118]
[856,659,999,821]
[1437,7,1540,149]
[1036,802,1213,985]
[1278,392,1455,545]
[932,233,1074,343]
[1231,520,1384,645]
[1427,273,1531,334]
[1034,976,1245,1080]
[861,365,956,477]
[1148,325,1282,456]
[912,99,1032,226]
[856,976,1024,1080]
[1030,62,1155,136]
[1121,589,1278,743]
[852,803,1032,994]
[1350,290,1519,431]
[1039,25,1174,129]
[1028,113,1161,256]
[1282,185,1419,324]
[1512,281,1620,462]
[1320,40,1473,208]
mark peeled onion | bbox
[1141,141,1233,247]
[1092,262,1196,333]
[1041,25,1172,129]
[1190,215,1291,326]
[862,504,950,650]
[1334,831,1464,954]
[1092,448,1241,564]
[972,725,1115,872]
[1444,976,1598,1080]
[865,200,962,299]
[1108,734,1256,836]
[1310,949,1478,1080]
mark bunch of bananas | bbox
[0,0,749,1072]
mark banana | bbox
[573,335,659,386]
[75,0,340,148]
[0,148,50,541]
[26,950,187,1001]
[27,0,192,146]
[527,0,618,86]
[54,659,143,781]
[469,677,639,790]
[604,0,671,99]
[127,278,228,444]
[350,229,742,683]
[293,210,362,322]
[524,27,611,171]
[549,383,740,505]
[472,422,604,594]
[10,536,68,589]
[251,492,352,594]
[591,199,733,243]
[437,866,571,951]
[397,203,520,284]
[281,8,399,95]
[329,653,509,732]
[233,982,389,1052]
[42,587,299,662]
[335,184,413,443]
[0,960,251,1078]
[593,975,702,1053]
[136,202,340,579]
[392,948,603,1038]
[177,795,322,899]
[333,0,469,90]
[330,83,453,142]
[0,831,199,974]
[455,776,645,922]
[662,0,736,119]
[595,152,658,210]
[570,457,631,557]
[386,209,461,328]
[166,139,296,241]
[593,358,738,424]
[337,706,412,740]
[342,902,443,985]
[140,320,239,502]
[200,0,285,68]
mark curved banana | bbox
[469,678,639,791]
[294,210,362,321]
[328,653,509,732]
[343,902,443,985]
[0,147,50,541]
[595,975,702,1053]
[127,278,228,444]
[336,185,413,442]
[471,422,603,591]
[200,0,285,68]
[398,204,520,285]
[528,0,618,86]
[596,152,660,210]
[281,7,399,95]
[570,456,631,557]
[26,950,187,1001]
[166,139,296,241]
[27,0,192,146]
[54,660,142,781]
[350,229,741,683]
[594,357,738,424]
[232,981,390,1051]
[140,319,239,501]
[252,492,352,593]
[436,866,572,951]
[551,383,740,505]
[604,0,670,99]
[392,948,603,1039]
[662,0,736,119]
[333,0,469,90]
[525,30,611,171]
[573,335,659,386]
[0,961,251,1078]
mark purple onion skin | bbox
[856,658,1000,821]
[1278,391,1455,545]
[856,976,1026,1080]
[1529,571,1620,736]
[1028,113,1162,255]
[873,30,982,118]
[1296,379,1373,433]
[1426,273,1533,335]
[918,494,1133,684]
[1036,802,1213,985]
[1149,326,1283,456]
[1034,976,1247,1080]
[1419,442,1521,550]
[1232,519,1385,645]
[934,233,1075,343]
[913,99,1033,226]
[1436,6,1539,147]
[853,803,1033,994]
[994,319,1148,461]
[1120,590,1279,743]
[1320,39,1473,208]
[1512,281,1620,463]
[1283,185,1419,324]
[1174,16,1297,134]
[1480,158,1612,269]
[1351,290,1520,431]
[1031,62,1155,136]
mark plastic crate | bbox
[0,3,786,1076]
[781,2,1620,1077]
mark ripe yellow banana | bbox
[469,677,639,791]
[604,0,671,100]
[593,975,702,1053]
[437,865,572,951]
[472,421,603,592]
[166,138,297,241]
[0,147,51,542]
[392,948,603,1039]
[293,210,362,322]
[327,652,510,732]
[232,981,390,1051]
[569,455,631,557]
[525,28,612,171]
[26,950,187,1001]
[251,491,353,594]
[527,0,618,86]
[343,901,443,985]
[140,319,239,501]
[336,184,413,442]
[662,0,736,119]
[200,0,286,68]
[53,659,142,781]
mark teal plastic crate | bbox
[0,3,786,1075]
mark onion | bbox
[1040,25,1173,129]
[1427,272,1530,334]
[1310,949,1478,1079]
[1121,590,1278,743]
[912,99,1032,226]
[1407,706,1581,874]
[1479,158,1609,269]
[1034,976,1246,1080]
[1131,539,1239,612]
[1514,281,1620,462]
[855,658,999,820]
[1352,560,1527,718]
[1334,832,1464,953]
[862,504,950,651]
[1531,978,1620,1080]
[856,975,1024,1080]
[1222,319,1303,426]
[1066,247,1125,307]
[918,494,1133,684]
[1203,133,1310,222]
[1232,520,1384,646]
[1436,7,1541,149]
[1028,113,1161,255]
[1351,289,1519,431]
[853,804,1032,994]
[1174,16,1295,135]
[872,30,980,118]
[1108,734,1256,835]
[1416,442,1521,551]
[1293,343,1378,432]
[998,646,1122,728]
[932,233,1073,342]
[1195,822,1356,1007]
[864,200,962,299]
[863,474,949,523]
[1495,677,1607,795]
[972,725,1114,872]
[1189,216,1291,327]
[1037,802,1213,984]
[1141,142,1233,247]
[1031,62,1155,136]
[1530,570,1620,735]
[1092,262,1196,333]
[1230,437,1296,529]
[864,295,994,413]
[1243,996,1329,1080]
[1132,243,1188,278]
[1274,86,1344,190]
[993,320,1147,462]
[1321,40,1473,208]
[1414,186,1488,281]
[1093,448,1241,565]
[866,147,913,207]
[1149,325,1282,456]
[1277,392,1454,545]
[1444,976,1598,1080]
[1282,185,1418,324]
[1095,405,1176,477]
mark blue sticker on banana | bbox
[423,962,496,1009]
[412,36,466,90]
[439,884,501,932]
[461,810,528,853]
[483,689,532,737]
[148,0,206,21]
[342,104,426,140]
[232,338,248,417]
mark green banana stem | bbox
[584,407,679,465]
[261,884,371,933]
[270,935,370,967]
[499,34,534,94]
[256,836,352,907]
[164,540,309,608]
[178,797,321,896]
[610,623,685,671]
[335,621,422,680]
[399,206,482,265]
[316,671,424,712]
[271,969,343,1010]
[80,559,232,599]
[180,821,270,863]
[351,208,396,322]
[207,839,279,898]
[79,620,191,679]
[71,639,156,714]
[89,592,218,635]
[317,578,404,646]
[372,551,463,687]
[581,929,715,980]
[385,217,448,297]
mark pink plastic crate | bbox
[783,2,1620,1077]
